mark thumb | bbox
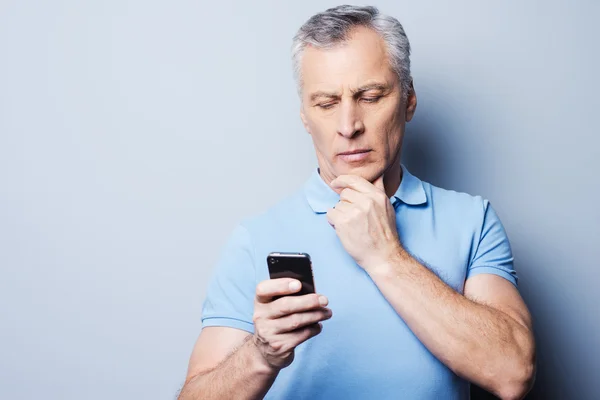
[373,174,385,193]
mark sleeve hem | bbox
[201,317,255,334]
[466,266,518,287]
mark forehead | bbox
[300,26,396,93]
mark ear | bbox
[405,79,417,122]
[300,105,312,134]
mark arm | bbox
[367,256,536,400]
[179,279,332,400]
[178,327,279,400]
[326,174,536,400]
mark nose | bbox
[337,100,365,138]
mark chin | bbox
[334,162,375,178]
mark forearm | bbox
[179,336,279,400]
[368,252,534,399]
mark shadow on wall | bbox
[400,86,568,400]
[400,87,476,194]
[401,109,452,188]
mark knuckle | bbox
[278,298,292,315]
[289,316,301,330]
[253,320,265,333]
[270,340,283,352]
[253,309,266,325]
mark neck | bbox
[381,160,403,198]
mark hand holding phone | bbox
[250,252,331,370]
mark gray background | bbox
[1,1,598,399]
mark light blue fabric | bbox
[201,164,517,399]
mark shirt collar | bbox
[303,164,427,214]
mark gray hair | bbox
[292,5,412,99]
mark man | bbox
[179,5,535,400]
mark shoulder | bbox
[421,179,490,226]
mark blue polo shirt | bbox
[201,164,518,399]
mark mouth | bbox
[338,149,372,162]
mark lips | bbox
[338,149,371,155]
[338,149,372,162]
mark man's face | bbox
[299,26,417,183]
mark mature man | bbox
[179,5,535,400]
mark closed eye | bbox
[361,96,382,103]
[317,103,336,110]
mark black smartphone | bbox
[267,252,316,300]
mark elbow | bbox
[496,361,536,400]
[496,333,537,400]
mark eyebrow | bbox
[351,83,390,95]
[309,83,391,102]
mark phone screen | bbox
[267,252,315,298]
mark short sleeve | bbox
[201,223,256,334]
[466,200,518,287]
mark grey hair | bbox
[292,5,412,99]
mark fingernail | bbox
[289,281,301,290]
[318,296,328,306]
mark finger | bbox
[373,174,386,193]
[339,187,362,204]
[331,174,375,194]
[269,293,329,318]
[274,322,323,351]
[256,278,302,303]
[272,308,333,334]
